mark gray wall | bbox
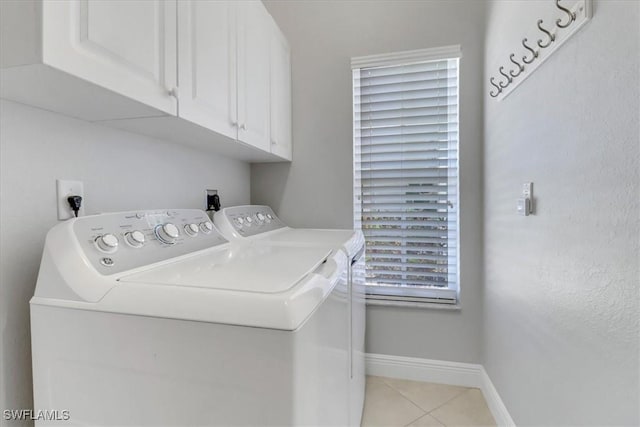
[483,1,639,425]
[255,0,486,363]
[0,100,250,424]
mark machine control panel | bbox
[217,205,285,238]
[73,209,228,275]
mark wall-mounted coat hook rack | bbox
[509,54,525,78]
[489,78,502,97]
[555,0,576,28]
[522,38,539,64]
[536,20,556,48]
[489,0,592,101]
[498,67,512,88]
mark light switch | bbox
[517,198,531,216]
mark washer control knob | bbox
[266,213,273,220]
[155,223,179,244]
[184,223,199,237]
[245,216,253,224]
[96,233,119,253]
[257,213,265,221]
[234,217,244,227]
[124,230,145,248]
[200,221,214,234]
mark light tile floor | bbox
[361,376,496,427]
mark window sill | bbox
[365,298,461,311]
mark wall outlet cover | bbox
[57,179,84,220]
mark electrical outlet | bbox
[205,189,218,210]
[57,179,84,220]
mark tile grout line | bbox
[380,376,471,416]
[426,390,473,426]
[426,387,472,415]
[429,411,447,427]
[402,411,431,427]
[379,380,428,421]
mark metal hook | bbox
[509,54,524,78]
[537,19,556,48]
[522,38,539,64]
[489,77,502,97]
[498,67,512,88]
[555,0,576,28]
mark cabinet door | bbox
[177,0,237,140]
[269,22,292,161]
[237,1,271,151]
[42,0,177,115]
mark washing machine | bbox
[214,205,366,427]
[30,209,351,426]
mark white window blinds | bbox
[352,47,460,305]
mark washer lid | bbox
[119,244,332,293]
[262,229,354,246]
[253,228,365,257]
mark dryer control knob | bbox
[200,221,214,234]
[245,216,253,224]
[124,230,145,248]
[155,223,179,244]
[257,213,265,221]
[96,233,119,253]
[185,223,199,237]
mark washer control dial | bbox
[257,213,265,221]
[200,221,214,234]
[245,216,253,226]
[234,217,244,227]
[184,223,199,237]
[155,223,179,244]
[96,233,119,253]
[124,230,145,248]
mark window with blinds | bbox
[352,46,460,305]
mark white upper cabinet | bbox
[0,0,291,162]
[177,0,280,156]
[269,20,293,161]
[42,0,177,115]
[177,1,237,140]
[236,1,271,152]
[0,0,176,120]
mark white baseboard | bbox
[479,367,516,427]
[365,353,515,426]
[365,353,483,388]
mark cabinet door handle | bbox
[168,87,179,99]
[240,123,247,130]
[230,119,238,126]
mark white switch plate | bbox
[522,182,533,198]
[517,198,530,216]
[57,179,84,220]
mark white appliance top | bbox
[120,244,332,293]
[214,205,365,258]
[31,209,346,330]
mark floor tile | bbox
[405,413,444,426]
[381,377,469,413]
[429,388,496,427]
[361,376,426,427]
